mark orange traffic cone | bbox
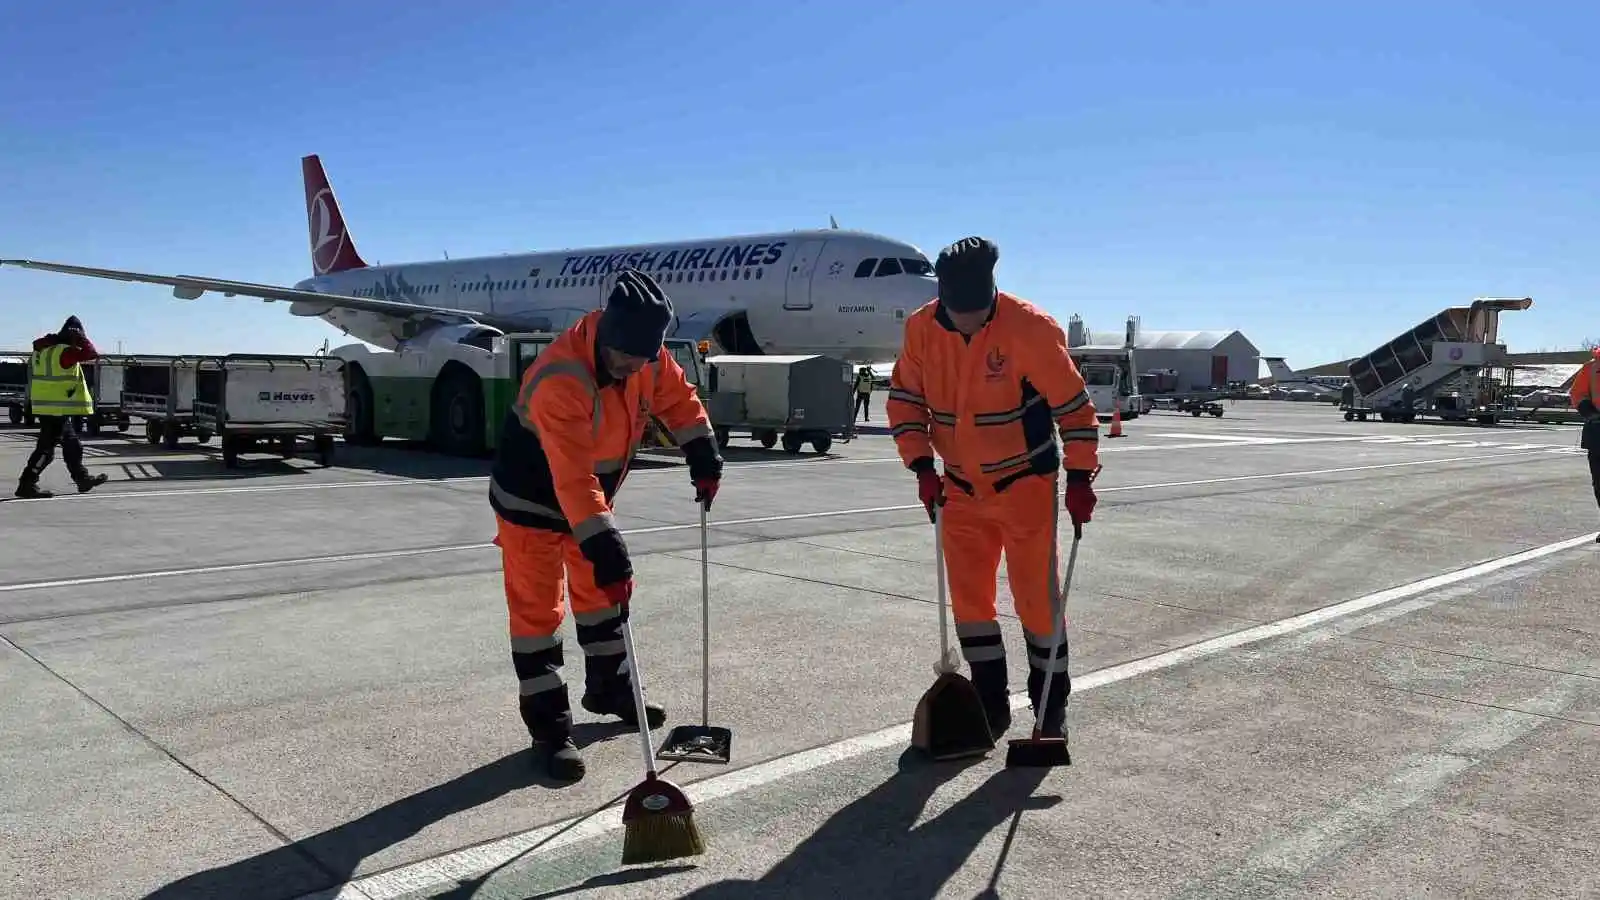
[1107,407,1124,438]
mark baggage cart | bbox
[1,350,29,426]
[703,354,855,454]
[81,355,132,435]
[192,354,346,468]
[120,356,207,449]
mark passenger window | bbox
[875,258,902,277]
[854,259,876,278]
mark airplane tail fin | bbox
[1263,357,1295,382]
[302,154,369,277]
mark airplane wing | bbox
[0,258,524,331]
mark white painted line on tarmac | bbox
[0,448,1562,594]
[308,528,1600,900]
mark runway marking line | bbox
[7,429,1577,504]
[0,448,1566,594]
[306,527,1599,900]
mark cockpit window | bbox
[1082,367,1118,386]
[853,259,876,278]
[874,257,903,277]
[900,258,933,276]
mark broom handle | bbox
[700,500,710,728]
[934,505,953,672]
[1033,519,1081,737]
[620,615,657,778]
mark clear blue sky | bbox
[2,0,1596,369]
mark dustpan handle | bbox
[934,505,958,674]
[700,500,710,728]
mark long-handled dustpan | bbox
[1005,520,1080,769]
[911,504,997,761]
[656,500,733,765]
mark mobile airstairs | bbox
[1341,297,1532,424]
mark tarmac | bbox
[1,399,1596,900]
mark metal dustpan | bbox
[657,502,733,765]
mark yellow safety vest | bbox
[28,344,94,417]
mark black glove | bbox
[578,528,633,587]
[682,435,724,509]
[1579,398,1596,419]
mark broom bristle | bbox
[621,812,706,865]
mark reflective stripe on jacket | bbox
[489,309,714,537]
[886,291,1099,496]
[27,344,93,416]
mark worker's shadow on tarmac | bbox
[138,721,635,900]
[519,748,1058,900]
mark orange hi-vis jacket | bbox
[1569,355,1600,412]
[887,291,1100,497]
[489,309,714,542]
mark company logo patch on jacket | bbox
[985,347,1007,380]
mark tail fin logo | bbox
[309,188,346,276]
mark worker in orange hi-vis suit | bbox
[886,235,1100,743]
[489,269,723,782]
[1569,346,1600,542]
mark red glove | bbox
[601,577,633,607]
[915,465,944,523]
[1064,479,1096,526]
[694,477,720,509]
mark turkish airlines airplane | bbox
[2,155,938,362]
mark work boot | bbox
[968,658,1012,740]
[521,685,585,782]
[580,675,666,729]
[1026,668,1070,740]
[75,473,108,493]
[14,480,52,499]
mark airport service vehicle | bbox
[192,355,346,468]
[1068,316,1147,420]
[121,356,205,448]
[702,354,855,454]
[336,332,708,456]
[2,154,937,371]
[80,356,132,435]
[1340,297,1532,425]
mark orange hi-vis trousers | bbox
[495,514,630,738]
[941,472,1070,680]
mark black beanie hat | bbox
[61,315,83,333]
[935,236,999,313]
[598,269,674,359]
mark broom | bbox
[1004,520,1080,769]
[618,612,706,864]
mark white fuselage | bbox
[290,228,936,363]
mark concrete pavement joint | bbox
[304,528,1598,900]
[0,629,345,891]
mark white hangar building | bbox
[1070,315,1261,393]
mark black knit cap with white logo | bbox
[598,269,674,359]
[935,236,999,313]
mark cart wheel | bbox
[781,431,804,454]
[6,405,18,426]
[276,435,296,459]
[1191,409,1202,417]
[810,434,832,454]
[194,429,213,445]
[163,424,181,450]
[314,434,335,467]
[1344,411,1354,421]
[117,422,129,433]
[759,430,777,449]
[86,417,102,437]
[222,438,240,469]
[1210,409,1223,417]
[146,421,162,445]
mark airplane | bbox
[1,155,939,363]
[1262,357,1348,398]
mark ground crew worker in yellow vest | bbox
[854,366,875,422]
[16,316,109,499]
